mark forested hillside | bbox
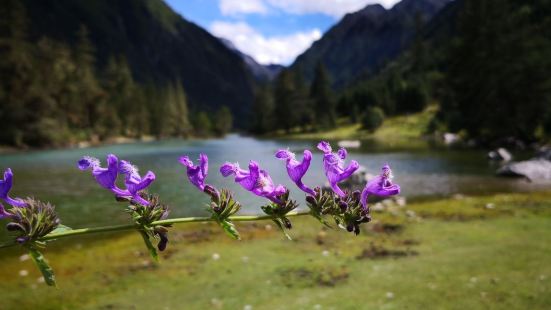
[0,0,246,147]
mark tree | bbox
[442,0,551,143]
[251,85,274,134]
[213,106,233,136]
[310,62,336,128]
[172,80,192,137]
[193,111,213,137]
[362,106,385,132]
[273,70,297,132]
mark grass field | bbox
[0,191,550,309]
[276,105,438,149]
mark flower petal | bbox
[220,162,236,177]
[317,141,332,154]
[179,156,193,168]
[275,149,294,160]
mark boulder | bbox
[536,146,551,161]
[443,133,460,145]
[496,159,551,180]
[487,148,512,162]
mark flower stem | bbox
[0,210,312,249]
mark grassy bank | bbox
[274,105,438,149]
[0,191,550,309]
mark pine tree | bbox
[173,80,192,137]
[213,106,233,136]
[310,62,336,129]
[0,0,33,146]
[73,25,103,132]
[251,85,274,134]
[273,70,297,132]
[193,111,213,137]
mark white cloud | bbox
[266,0,401,18]
[219,0,268,16]
[211,21,322,65]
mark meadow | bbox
[1,191,550,309]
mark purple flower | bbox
[275,149,315,196]
[0,168,26,207]
[119,160,156,206]
[317,141,359,197]
[179,154,209,191]
[360,164,400,209]
[220,161,286,204]
[78,154,129,196]
[0,203,10,219]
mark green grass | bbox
[277,105,438,149]
[1,191,551,309]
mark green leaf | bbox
[310,212,333,228]
[139,230,159,262]
[28,246,56,287]
[218,219,240,240]
[272,219,292,241]
[49,224,72,234]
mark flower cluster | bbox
[78,154,156,206]
[0,140,400,287]
[0,168,60,286]
[180,140,400,237]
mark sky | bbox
[164,0,401,65]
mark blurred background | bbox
[0,0,550,309]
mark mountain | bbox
[291,0,450,88]
[220,38,284,82]
[19,0,255,119]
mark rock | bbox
[443,133,460,145]
[536,146,551,161]
[497,159,551,180]
[338,140,361,148]
[487,148,512,162]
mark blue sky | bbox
[164,0,400,65]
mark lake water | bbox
[0,134,548,240]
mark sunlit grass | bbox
[278,105,438,149]
[0,190,550,309]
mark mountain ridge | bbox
[19,0,256,119]
[291,0,451,88]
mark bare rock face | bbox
[497,159,551,181]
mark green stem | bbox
[0,210,312,249]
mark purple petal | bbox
[0,169,26,207]
[179,156,193,167]
[317,141,332,154]
[220,162,236,177]
[360,165,401,208]
[275,149,293,160]
[273,184,287,197]
[337,148,347,160]
[77,156,99,170]
[248,161,260,179]
[133,171,156,192]
[0,203,10,219]
[119,160,156,205]
[180,155,207,191]
[199,154,208,178]
[338,160,359,182]
[0,168,14,198]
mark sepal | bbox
[207,189,242,240]
[261,190,299,240]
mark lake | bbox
[0,134,547,241]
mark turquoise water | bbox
[0,135,547,238]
